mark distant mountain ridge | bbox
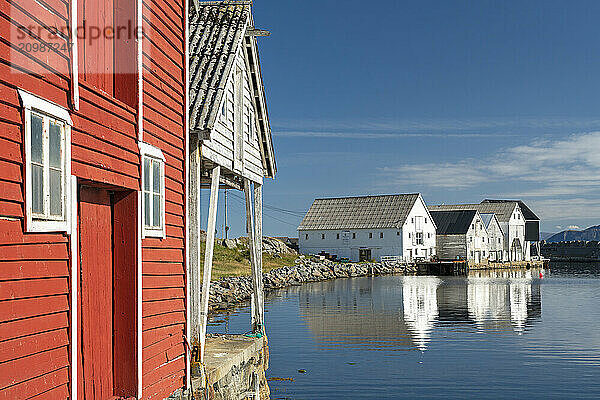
[546,225,600,242]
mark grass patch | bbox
[200,241,298,280]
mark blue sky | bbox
[204,0,600,238]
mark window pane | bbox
[143,158,151,191]
[152,161,161,195]
[31,114,43,163]
[32,164,44,214]
[153,194,161,227]
[49,121,62,168]
[144,192,151,226]
[49,169,62,216]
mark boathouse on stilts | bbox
[188,0,276,369]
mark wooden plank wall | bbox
[0,0,187,398]
[140,0,187,397]
[0,0,74,397]
[203,46,264,184]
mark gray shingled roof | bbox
[482,199,540,221]
[298,194,420,231]
[428,202,517,223]
[429,210,477,235]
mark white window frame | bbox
[20,89,73,233]
[139,142,166,239]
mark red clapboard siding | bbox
[0,367,69,400]
[142,54,183,95]
[142,312,185,332]
[143,73,183,108]
[28,383,70,399]
[0,63,69,108]
[0,261,67,280]
[0,312,68,342]
[142,329,182,362]
[0,328,69,364]
[0,39,68,90]
[142,275,184,289]
[0,295,69,323]
[0,137,22,165]
[0,160,22,183]
[0,179,23,202]
[142,356,184,386]
[0,243,68,260]
[142,324,183,349]
[142,371,184,400]
[0,200,22,218]
[140,0,186,394]
[0,277,68,301]
[0,347,69,390]
[71,160,140,190]
[143,298,185,318]
[142,288,185,302]
[143,0,183,37]
[143,77,183,115]
[142,261,184,275]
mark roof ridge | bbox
[314,193,420,201]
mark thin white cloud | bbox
[272,117,600,138]
[378,132,600,222]
[273,131,506,139]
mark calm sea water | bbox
[207,263,600,399]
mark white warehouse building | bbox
[298,194,437,262]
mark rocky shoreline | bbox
[207,257,416,313]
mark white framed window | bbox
[305,234,309,240]
[20,90,72,233]
[139,142,166,239]
[415,232,424,245]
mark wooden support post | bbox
[188,135,202,344]
[199,165,220,362]
[244,179,261,332]
[253,183,264,330]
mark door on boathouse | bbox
[78,185,137,399]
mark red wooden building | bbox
[0,0,190,396]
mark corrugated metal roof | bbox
[298,194,421,230]
[429,210,477,235]
[482,199,539,221]
[429,202,517,223]
[189,2,276,177]
[190,3,248,134]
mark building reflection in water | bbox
[297,269,542,351]
[402,276,441,351]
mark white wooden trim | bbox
[139,143,166,239]
[18,90,73,125]
[69,176,78,400]
[199,166,220,362]
[21,92,73,233]
[137,0,143,144]
[138,142,165,161]
[137,191,143,399]
[184,0,191,385]
[71,0,79,110]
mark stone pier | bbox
[191,335,269,400]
